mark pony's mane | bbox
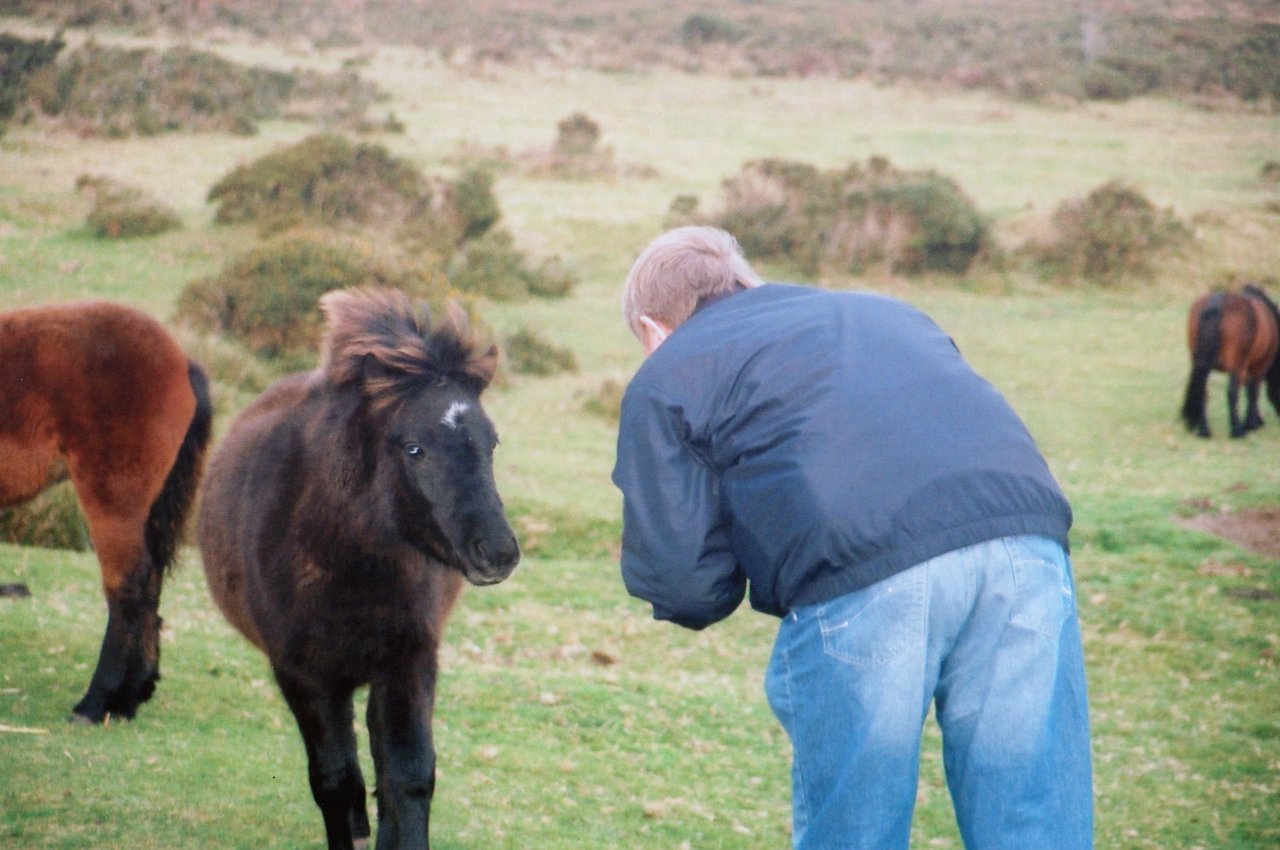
[318,288,498,409]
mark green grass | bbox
[2,20,1280,850]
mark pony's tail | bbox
[145,361,214,574]
[1181,298,1223,432]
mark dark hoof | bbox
[69,709,104,725]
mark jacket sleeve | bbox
[612,383,746,630]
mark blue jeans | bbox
[764,536,1092,850]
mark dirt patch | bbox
[1176,506,1280,559]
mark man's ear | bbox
[638,315,673,356]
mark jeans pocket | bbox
[817,567,925,669]
[1007,537,1074,639]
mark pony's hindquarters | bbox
[69,339,214,722]
[0,301,213,722]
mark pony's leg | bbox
[1245,381,1265,431]
[1227,374,1247,438]
[276,672,371,850]
[368,657,438,850]
[71,517,162,723]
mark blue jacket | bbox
[612,283,1072,630]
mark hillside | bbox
[8,0,1280,104]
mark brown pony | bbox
[198,288,519,850]
[1181,284,1280,438]
[0,301,213,722]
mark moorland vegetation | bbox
[9,0,1280,107]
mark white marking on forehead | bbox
[441,400,471,429]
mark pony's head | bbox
[319,288,519,586]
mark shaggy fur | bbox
[198,287,518,850]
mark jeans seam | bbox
[781,640,810,840]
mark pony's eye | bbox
[405,442,424,458]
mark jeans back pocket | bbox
[1007,536,1075,640]
[817,566,925,669]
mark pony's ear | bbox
[464,344,500,390]
[358,351,404,400]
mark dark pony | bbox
[198,288,520,850]
[0,301,213,722]
[1181,284,1280,438]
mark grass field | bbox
[2,18,1280,850]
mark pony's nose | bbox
[468,533,519,575]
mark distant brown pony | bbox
[198,288,519,850]
[0,301,213,722]
[1181,284,1280,438]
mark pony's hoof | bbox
[68,711,102,726]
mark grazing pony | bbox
[198,288,520,850]
[1181,284,1280,438]
[0,301,212,722]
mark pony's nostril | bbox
[470,539,490,564]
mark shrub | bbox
[1031,181,1191,281]
[503,326,578,376]
[0,32,63,133]
[710,156,990,276]
[680,14,745,49]
[522,255,577,299]
[553,112,602,158]
[208,133,439,233]
[1218,25,1280,102]
[0,484,90,552]
[581,378,625,422]
[24,42,378,137]
[449,229,577,301]
[664,194,703,229]
[449,166,502,242]
[174,232,452,360]
[528,112,618,180]
[78,175,181,239]
[1078,63,1136,101]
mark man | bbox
[611,226,1092,849]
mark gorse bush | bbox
[449,229,577,301]
[174,232,453,360]
[0,483,90,552]
[201,135,574,318]
[503,326,578,376]
[706,156,991,276]
[0,32,63,133]
[448,166,502,242]
[1031,180,1191,281]
[553,112,601,158]
[581,378,625,422]
[78,175,181,239]
[23,42,377,137]
[528,112,618,180]
[208,133,438,233]
[680,13,745,49]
